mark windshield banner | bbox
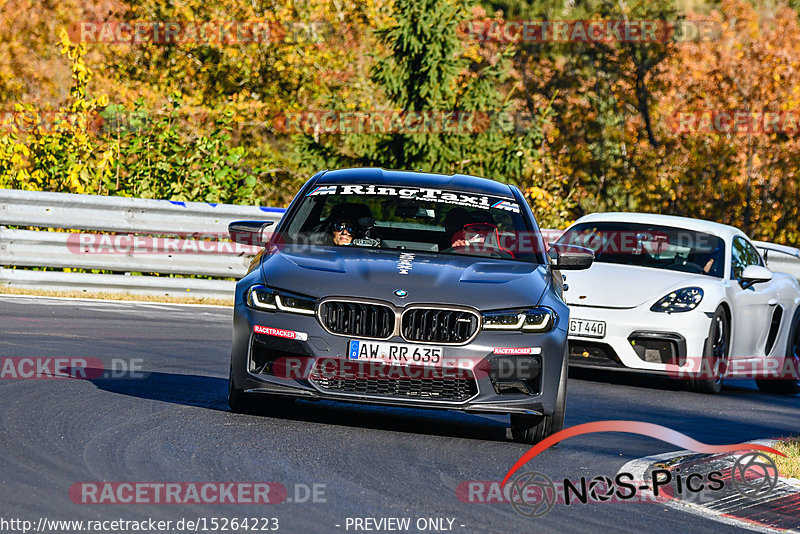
[306,184,521,213]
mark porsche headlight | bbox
[482,307,556,332]
[650,287,704,313]
[246,285,316,315]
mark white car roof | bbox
[571,212,748,241]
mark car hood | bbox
[260,246,549,308]
[563,262,711,308]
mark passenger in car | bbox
[444,208,472,248]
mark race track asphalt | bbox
[1,295,798,533]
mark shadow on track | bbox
[79,368,510,442]
[567,366,800,446]
[569,366,688,392]
[570,365,800,399]
[81,368,230,410]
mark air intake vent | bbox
[401,308,479,344]
[310,360,478,401]
[318,301,394,339]
[765,306,784,355]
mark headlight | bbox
[482,307,556,332]
[248,285,277,310]
[650,287,704,313]
[246,285,316,315]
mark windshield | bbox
[557,221,725,277]
[278,184,543,263]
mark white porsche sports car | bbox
[556,212,800,394]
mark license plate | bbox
[348,340,443,367]
[569,319,606,339]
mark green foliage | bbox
[297,0,550,195]
[1,0,799,243]
[0,31,269,206]
[0,29,113,193]
[100,99,259,203]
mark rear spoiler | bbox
[753,240,800,280]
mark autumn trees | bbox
[659,0,800,244]
[1,0,800,243]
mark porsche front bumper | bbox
[566,303,714,375]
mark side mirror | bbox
[228,220,275,246]
[548,243,594,270]
[740,264,773,289]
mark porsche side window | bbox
[731,238,746,280]
[745,240,764,267]
[731,236,763,280]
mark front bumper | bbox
[230,305,568,417]
[567,303,713,374]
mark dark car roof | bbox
[314,168,517,198]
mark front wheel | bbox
[756,308,800,395]
[228,364,258,413]
[228,365,297,414]
[510,348,568,444]
[688,306,729,394]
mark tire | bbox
[688,306,729,394]
[756,308,800,395]
[510,348,568,444]
[228,364,258,414]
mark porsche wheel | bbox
[757,308,800,395]
[689,306,729,394]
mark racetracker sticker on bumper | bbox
[253,324,309,341]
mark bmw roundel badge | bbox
[394,289,409,298]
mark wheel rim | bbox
[710,315,728,385]
[791,323,800,386]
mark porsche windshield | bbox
[280,184,543,263]
[557,221,725,277]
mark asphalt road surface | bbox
[1,295,798,533]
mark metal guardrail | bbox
[6,189,795,302]
[0,188,284,233]
[1,228,256,278]
[0,189,284,300]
